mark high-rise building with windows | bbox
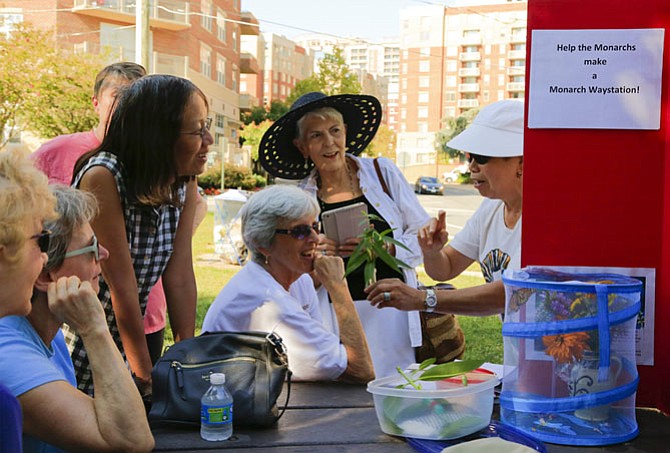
[397,0,527,167]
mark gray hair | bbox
[241,185,319,264]
[43,185,98,272]
[295,107,344,139]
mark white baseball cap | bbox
[447,100,524,157]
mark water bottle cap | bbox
[210,373,225,385]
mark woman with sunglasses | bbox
[67,75,210,397]
[0,185,154,452]
[367,100,524,316]
[0,149,57,453]
[202,185,374,383]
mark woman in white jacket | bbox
[259,92,430,377]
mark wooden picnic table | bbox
[151,381,670,452]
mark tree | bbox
[239,120,272,162]
[364,124,396,160]
[0,23,103,148]
[287,47,362,104]
[242,99,289,125]
[435,109,479,160]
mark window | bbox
[216,10,226,42]
[418,122,428,133]
[200,45,211,77]
[446,76,457,87]
[418,107,428,118]
[216,57,226,86]
[420,47,431,56]
[419,61,430,72]
[201,0,212,31]
[232,65,238,91]
[418,92,429,103]
[215,114,225,128]
[232,28,238,52]
[419,76,429,88]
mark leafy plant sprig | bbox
[344,213,412,285]
[395,358,486,390]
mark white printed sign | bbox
[528,29,664,129]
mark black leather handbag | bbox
[148,331,291,427]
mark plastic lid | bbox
[210,373,226,385]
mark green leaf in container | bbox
[418,360,485,381]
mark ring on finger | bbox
[383,291,391,302]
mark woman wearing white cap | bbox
[366,100,524,316]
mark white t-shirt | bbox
[202,261,347,381]
[448,198,521,283]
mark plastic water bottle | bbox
[200,373,233,441]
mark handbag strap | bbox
[277,371,292,420]
[373,157,392,199]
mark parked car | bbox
[443,164,470,183]
[414,176,444,195]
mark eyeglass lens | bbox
[276,222,320,240]
[31,230,51,253]
[64,235,99,261]
[467,153,490,165]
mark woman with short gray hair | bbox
[0,184,154,452]
[203,185,374,383]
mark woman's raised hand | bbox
[418,210,449,254]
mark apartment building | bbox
[397,0,527,166]
[1,0,259,166]
[258,33,313,105]
[297,34,399,130]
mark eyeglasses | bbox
[30,230,51,253]
[275,222,320,240]
[180,117,212,139]
[466,153,491,165]
[64,235,100,261]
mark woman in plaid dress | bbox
[67,75,212,396]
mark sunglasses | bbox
[466,153,491,165]
[275,222,320,240]
[64,234,100,261]
[30,230,51,253]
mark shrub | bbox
[198,167,222,190]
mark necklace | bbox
[317,159,359,202]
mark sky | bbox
[241,0,431,42]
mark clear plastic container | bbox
[200,373,233,441]
[367,369,498,440]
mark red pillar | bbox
[523,0,670,412]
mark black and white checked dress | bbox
[64,152,185,395]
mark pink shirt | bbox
[32,131,100,185]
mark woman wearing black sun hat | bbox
[259,92,430,377]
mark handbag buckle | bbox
[266,331,288,364]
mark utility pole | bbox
[135,0,150,69]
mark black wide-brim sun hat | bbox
[258,92,382,180]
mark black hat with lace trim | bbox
[258,92,382,180]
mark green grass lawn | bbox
[166,212,504,364]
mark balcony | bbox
[72,0,191,31]
[510,32,526,43]
[458,67,480,77]
[240,52,259,74]
[240,11,260,36]
[457,99,479,108]
[508,66,526,76]
[461,35,481,46]
[508,50,526,59]
[507,82,525,92]
[459,52,481,62]
[239,93,259,112]
[458,83,480,93]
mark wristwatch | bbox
[424,288,437,313]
